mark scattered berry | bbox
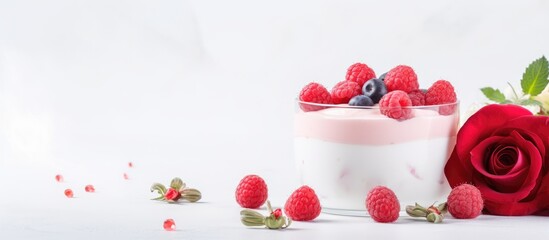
[331,81,362,104]
[299,82,332,111]
[447,184,483,219]
[123,173,129,180]
[425,80,457,115]
[165,188,181,201]
[345,63,376,86]
[379,90,413,120]
[128,162,133,168]
[349,95,374,107]
[273,208,282,219]
[408,90,426,106]
[55,174,64,182]
[384,65,419,93]
[84,185,95,193]
[362,78,387,103]
[284,185,321,221]
[163,219,176,231]
[64,189,74,198]
[365,186,400,223]
[235,175,268,209]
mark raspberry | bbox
[284,185,321,221]
[425,80,456,105]
[408,90,426,106]
[425,80,457,115]
[379,90,413,120]
[55,174,64,182]
[384,65,419,93]
[64,189,74,198]
[447,184,483,219]
[365,186,400,223]
[299,82,332,111]
[235,175,268,209]
[331,81,362,104]
[345,63,376,87]
[84,185,95,193]
[163,219,176,231]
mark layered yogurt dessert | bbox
[294,63,459,215]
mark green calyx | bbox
[181,188,202,202]
[170,177,186,191]
[240,201,291,230]
[150,177,201,203]
[150,183,167,200]
[406,202,447,223]
[240,210,266,226]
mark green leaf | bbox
[151,196,165,201]
[521,56,549,96]
[169,177,185,191]
[150,183,167,195]
[481,87,506,103]
[520,99,542,106]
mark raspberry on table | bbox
[55,174,64,182]
[331,81,362,104]
[379,90,413,120]
[345,63,376,87]
[284,185,321,221]
[299,82,333,111]
[447,184,483,219]
[408,90,426,106]
[425,80,457,115]
[163,219,176,231]
[384,65,419,93]
[365,186,400,223]
[235,175,268,209]
[64,189,74,198]
[84,185,95,193]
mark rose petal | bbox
[446,105,532,188]
[495,116,549,164]
[483,197,542,216]
[490,145,518,175]
[454,104,532,162]
[470,131,543,202]
[444,150,471,188]
[484,170,549,215]
[470,135,528,194]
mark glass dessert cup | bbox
[294,101,459,216]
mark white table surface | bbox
[2,149,549,240]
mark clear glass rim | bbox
[296,99,460,110]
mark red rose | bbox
[165,188,181,201]
[445,104,549,215]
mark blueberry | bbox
[349,95,374,106]
[362,78,387,104]
[378,72,387,81]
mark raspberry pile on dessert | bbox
[298,63,457,120]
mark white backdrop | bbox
[2,0,548,169]
[1,1,549,239]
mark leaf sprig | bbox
[481,56,549,115]
[150,177,202,203]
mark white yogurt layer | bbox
[294,136,456,211]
